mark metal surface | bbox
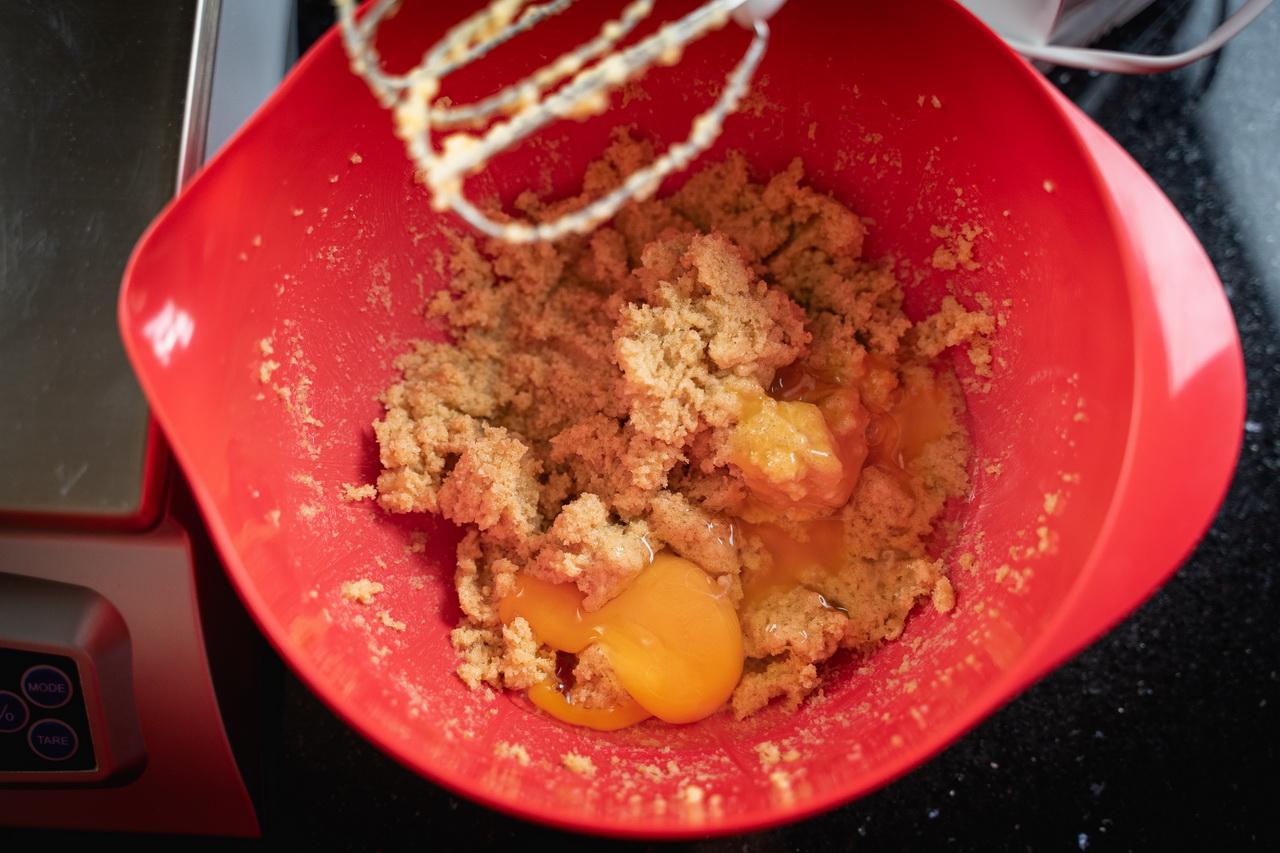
[0,1,201,521]
[205,0,298,158]
[178,0,223,189]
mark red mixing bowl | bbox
[117,0,1244,837]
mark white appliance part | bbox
[958,0,1275,72]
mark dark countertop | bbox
[12,1,1280,849]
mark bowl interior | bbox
[120,0,1134,835]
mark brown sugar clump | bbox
[499,617,554,689]
[450,624,503,689]
[342,483,377,502]
[562,752,597,778]
[731,654,821,718]
[740,587,848,661]
[340,578,384,605]
[494,741,531,766]
[910,295,996,378]
[436,426,543,549]
[646,491,740,577]
[568,644,632,710]
[373,134,990,723]
[525,493,653,611]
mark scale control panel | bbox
[0,573,145,785]
[0,648,97,772]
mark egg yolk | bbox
[740,518,845,607]
[499,552,743,729]
[887,376,955,463]
[525,679,651,731]
[736,360,956,606]
[728,392,845,508]
[729,368,871,512]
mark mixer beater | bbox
[334,0,786,243]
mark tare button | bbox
[28,719,79,762]
[21,664,74,709]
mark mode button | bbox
[21,665,74,709]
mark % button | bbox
[0,690,30,733]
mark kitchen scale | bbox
[0,0,1262,838]
[0,0,295,836]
